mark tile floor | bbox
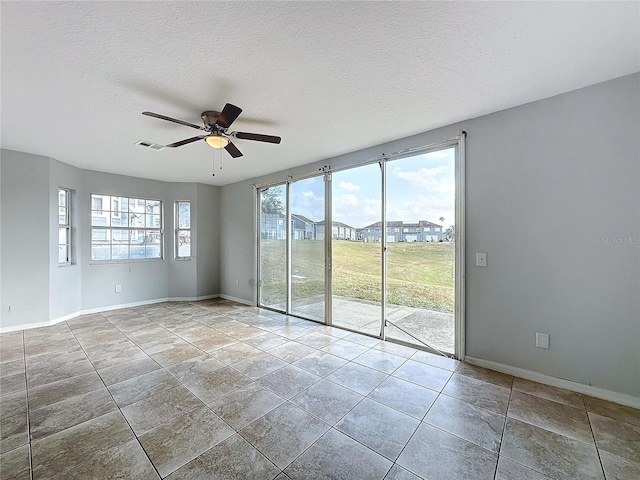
[1,299,638,480]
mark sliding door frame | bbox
[255,133,466,359]
[324,172,333,326]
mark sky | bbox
[280,147,455,229]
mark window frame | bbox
[90,193,164,262]
[58,188,71,265]
[175,200,191,260]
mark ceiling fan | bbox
[142,103,281,158]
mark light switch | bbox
[475,252,487,267]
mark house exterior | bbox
[261,214,442,242]
[358,220,443,242]
[291,214,316,239]
[315,221,358,240]
[260,212,287,239]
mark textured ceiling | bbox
[1,1,638,186]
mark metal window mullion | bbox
[174,202,178,260]
[59,189,70,264]
[256,188,263,307]
[455,134,467,360]
[285,181,292,314]
[253,186,259,307]
[325,172,332,326]
[380,160,387,340]
[253,136,462,191]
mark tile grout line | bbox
[101,304,278,478]
[584,403,607,479]
[12,305,458,479]
[62,312,164,480]
[493,383,517,480]
[12,301,631,480]
[22,329,34,480]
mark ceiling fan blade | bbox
[165,136,206,148]
[224,142,243,158]
[216,103,243,128]
[142,112,205,130]
[234,132,281,144]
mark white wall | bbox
[1,74,637,398]
[49,158,82,320]
[0,152,222,328]
[1,151,51,329]
[196,184,221,297]
[219,73,640,397]
[463,73,639,399]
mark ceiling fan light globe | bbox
[205,135,229,149]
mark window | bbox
[92,196,103,213]
[58,188,70,264]
[91,194,162,261]
[175,201,191,258]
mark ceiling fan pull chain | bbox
[212,150,215,176]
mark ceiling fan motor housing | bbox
[201,111,222,131]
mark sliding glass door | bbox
[258,185,287,311]
[256,139,464,357]
[330,163,382,336]
[384,148,456,354]
[290,176,325,321]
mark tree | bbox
[439,216,445,225]
[443,225,455,243]
[261,187,284,214]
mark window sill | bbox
[89,259,164,265]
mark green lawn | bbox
[260,240,455,313]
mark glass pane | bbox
[58,245,69,263]
[91,194,108,212]
[146,214,161,228]
[111,211,125,227]
[91,228,110,243]
[112,245,129,260]
[145,244,162,258]
[58,227,68,244]
[146,200,161,215]
[112,229,130,244]
[332,163,382,336]
[145,230,161,245]
[178,202,190,229]
[131,229,145,244]
[91,245,110,261]
[119,197,131,212]
[384,148,456,354]
[258,185,287,311]
[58,207,67,225]
[91,212,109,226]
[290,176,324,321]
[178,230,191,257]
[129,212,145,227]
[129,245,145,259]
[58,189,67,207]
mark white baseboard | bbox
[217,294,254,306]
[0,319,53,333]
[80,298,172,316]
[0,294,240,333]
[465,356,640,409]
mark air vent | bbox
[135,140,164,151]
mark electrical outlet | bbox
[536,332,550,349]
[235,279,239,287]
[115,284,122,293]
